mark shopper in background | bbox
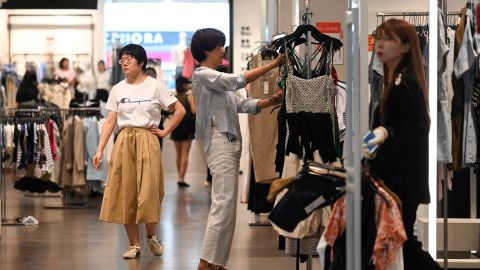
[75,62,96,103]
[191,28,284,270]
[145,67,157,78]
[365,18,440,269]
[92,44,186,260]
[171,76,196,188]
[95,60,111,103]
[55,57,76,95]
[16,69,39,107]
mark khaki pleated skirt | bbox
[99,127,164,224]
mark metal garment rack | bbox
[377,11,459,24]
[0,109,46,226]
[345,0,366,269]
[0,107,101,212]
[43,107,101,210]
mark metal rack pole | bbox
[304,0,312,80]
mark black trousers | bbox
[402,202,441,270]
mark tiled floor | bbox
[0,137,320,270]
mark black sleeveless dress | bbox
[171,93,195,141]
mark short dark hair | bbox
[59,58,69,69]
[119,44,148,71]
[175,76,190,94]
[191,28,226,62]
[98,60,105,65]
[145,67,157,78]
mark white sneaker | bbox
[147,235,164,256]
[123,245,141,259]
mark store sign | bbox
[105,31,193,47]
[368,35,374,51]
[316,22,343,64]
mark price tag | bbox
[263,81,269,94]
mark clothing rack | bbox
[0,107,101,213]
[43,107,101,210]
[0,109,47,226]
[377,11,460,24]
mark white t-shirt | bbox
[106,76,177,128]
[95,69,112,90]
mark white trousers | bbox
[200,128,242,266]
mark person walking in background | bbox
[16,69,39,108]
[55,57,76,95]
[95,60,111,103]
[364,19,440,269]
[191,28,284,270]
[171,76,196,187]
[92,44,186,260]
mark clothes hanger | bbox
[305,161,346,173]
[271,24,343,52]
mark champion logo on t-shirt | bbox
[119,98,151,105]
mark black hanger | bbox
[260,46,279,60]
[272,24,343,52]
[305,161,346,173]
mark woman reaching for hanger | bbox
[191,28,284,270]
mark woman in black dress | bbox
[366,19,439,269]
[171,76,196,187]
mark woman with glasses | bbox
[92,44,186,259]
[191,28,284,270]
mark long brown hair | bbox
[377,19,429,125]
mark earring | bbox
[394,73,402,86]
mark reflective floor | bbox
[0,138,320,270]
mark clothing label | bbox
[263,81,269,94]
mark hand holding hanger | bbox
[272,53,285,68]
[268,88,284,105]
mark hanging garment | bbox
[6,75,17,108]
[282,48,338,163]
[38,82,72,109]
[84,117,108,182]
[437,9,452,163]
[336,82,347,142]
[268,171,345,232]
[322,179,406,270]
[49,120,62,184]
[60,116,86,187]
[248,54,280,182]
[39,123,54,174]
[451,8,467,170]
[453,8,478,167]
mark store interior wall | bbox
[299,0,347,80]
[0,0,104,77]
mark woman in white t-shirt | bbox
[92,44,186,260]
[95,60,112,102]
